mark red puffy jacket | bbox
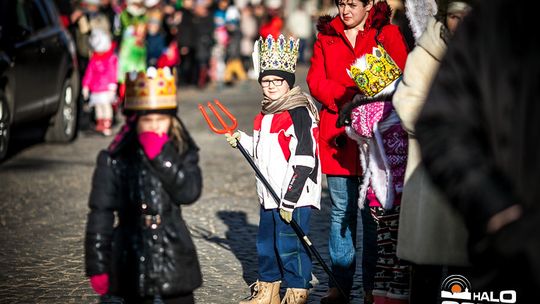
[307,4,408,176]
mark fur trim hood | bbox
[317,1,392,36]
[316,15,337,36]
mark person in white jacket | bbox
[226,35,321,304]
[392,1,472,302]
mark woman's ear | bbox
[366,0,375,11]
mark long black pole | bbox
[236,141,349,302]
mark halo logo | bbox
[441,275,472,300]
[440,274,517,304]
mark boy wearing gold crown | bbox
[85,67,203,304]
[225,35,321,304]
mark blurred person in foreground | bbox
[415,0,540,301]
[85,67,202,304]
[392,0,472,302]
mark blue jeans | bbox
[257,207,312,288]
[327,175,377,293]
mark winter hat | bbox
[259,70,295,89]
[253,35,300,88]
[144,0,161,8]
[447,1,472,14]
[89,29,112,52]
[124,67,178,116]
[83,0,100,5]
[265,0,281,10]
[127,0,147,16]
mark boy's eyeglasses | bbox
[261,79,285,87]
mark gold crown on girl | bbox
[124,67,177,111]
[253,34,300,74]
[347,46,402,97]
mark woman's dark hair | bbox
[334,0,370,6]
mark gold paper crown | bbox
[347,46,402,97]
[254,34,300,74]
[124,67,177,111]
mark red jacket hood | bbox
[316,1,392,36]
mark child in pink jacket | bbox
[82,29,118,136]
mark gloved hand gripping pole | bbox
[199,99,349,302]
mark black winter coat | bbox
[85,130,203,299]
[193,14,215,63]
[416,0,540,297]
[177,8,196,49]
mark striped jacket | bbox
[239,106,321,211]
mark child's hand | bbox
[138,132,169,160]
[279,208,293,223]
[108,83,118,92]
[225,131,240,148]
[89,273,109,296]
[82,87,90,100]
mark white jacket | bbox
[239,107,321,211]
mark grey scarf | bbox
[261,86,320,122]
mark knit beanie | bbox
[259,70,295,88]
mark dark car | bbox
[0,0,80,160]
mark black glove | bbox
[337,94,360,128]
[336,93,395,128]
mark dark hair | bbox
[334,0,370,6]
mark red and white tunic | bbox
[239,107,321,211]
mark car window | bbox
[34,0,53,27]
[16,0,32,32]
[16,0,51,34]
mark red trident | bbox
[198,99,237,135]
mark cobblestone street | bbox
[0,66,366,304]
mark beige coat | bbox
[393,17,469,266]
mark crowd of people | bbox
[53,0,324,135]
[77,0,539,303]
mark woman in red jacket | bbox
[306,1,407,303]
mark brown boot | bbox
[281,288,308,304]
[239,281,281,304]
[320,287,348,304]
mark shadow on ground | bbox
[191,210,259,285]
